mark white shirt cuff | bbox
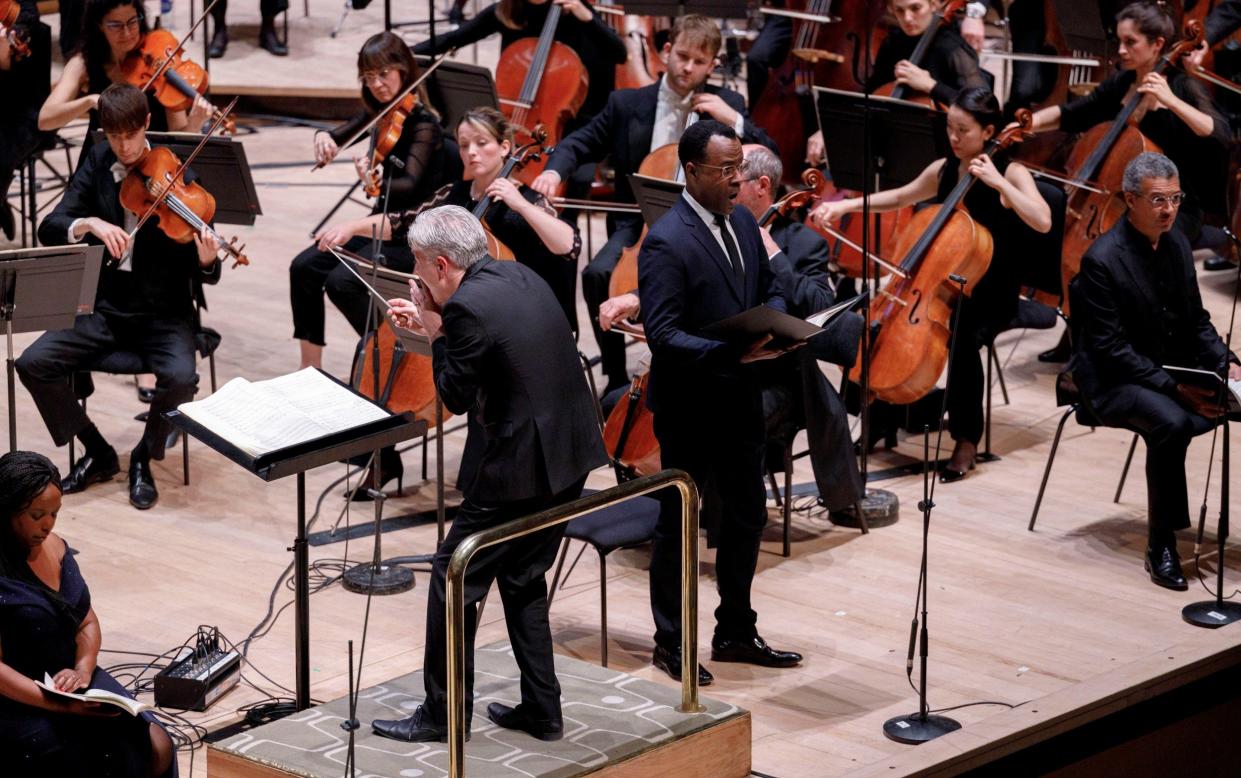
[68,218,89,243]
[732,113,745,137]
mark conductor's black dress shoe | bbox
[128,459,158,510]
[711,635,803,668]
[61,449,120,494]
[1145,545,1188,591]
[372,705,466,742]
[652,644,713,686]
[486,702,563,741]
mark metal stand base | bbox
[976,451,1002,463]
[342,562,415,595]
[883,712,961,744]
[1182,600,1241,629]
[831,488,899,529]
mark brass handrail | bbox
[445,469,705,777]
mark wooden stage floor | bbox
[6,6,1241,775]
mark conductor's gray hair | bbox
[744,144,782,187]
[1122,152,1179,195]
[406,205,488,269]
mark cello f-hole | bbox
[906,288,923,325]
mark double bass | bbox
[494,2,588,185]
[1056,21,1202,309]
[849,112,1033,405]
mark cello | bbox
[473,127,549,260]
[607,143,681,298]
[878,0,967,104]
[494,2,588,185]
[1056,21,1202,309]
[848,111,1033,404]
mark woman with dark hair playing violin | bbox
[37,0,214,162]
[290,31,451,371]
[812,88,1052,482]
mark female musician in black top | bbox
[326,106,582,332]
[38,0,213,162]
[412,0,627,126]
[812,88,1052,481]
[1029,1,1229,247]
[0,451,176,777]
[290,32,450,370]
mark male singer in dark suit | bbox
[1069,152,1241,591]
[639,121,802,686]
[16,84,222,511]
[531,14,778,394]
[375,205,607,743]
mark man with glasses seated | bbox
[1069,152,1241,591]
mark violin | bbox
[607,142,681,298]
[848,111,1033,404]
[119,145,250,268]
[363,92,417,199]
[120,27,235,133]
[0,0,30,61]
[877,0,966,105]
[494,2,588,185]
[473,128,549,260]
[1056,21,1202,311]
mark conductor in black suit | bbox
[16,84,223,512]
[374,205,607,743]
[639,121,802,686]
[1069,152,1241,591]
[530,14,778,394]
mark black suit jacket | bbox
[1207,0,1241,45]
[638,196,785,416]
[38,141,220,320]
[432,257,607,502]
[546,81,778,223]
[1069,218,1234,404]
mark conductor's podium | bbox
[207,641,751,777]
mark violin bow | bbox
[126,97,239,241]
[139,0,222,94]
[310,49,457,172]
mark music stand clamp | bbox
[0,245,104,453]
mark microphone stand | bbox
[1183,228,1241,628]
[342,157,416,596]
[883,275,968,744]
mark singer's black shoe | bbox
[61,449,120,494]
[711,635,802,668]
[208,26,228,58]
[128,459,158,510]
[1203,253,1238,272]
[652,644,713,686]
[486,703,564,741]
[259,18,288,56]
[372,705,466,742]
[1145,545,1188,590]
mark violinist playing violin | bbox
[0,0,47,241]
[38,0,216,164]
[16,84,226,512]
[291,32,450,371]
[812,88,1052,483]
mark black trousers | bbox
[581,220,643,389]
[421,477,586,726]
[0,122,41,221]
[211,0,290,23]
[1003,0,1055,115]
[945,297,999,447]
[288,236,413,346]
[15,312,198,459]
[1090,384,1215,534]
[745,14,793,107]
[650,393,767,649]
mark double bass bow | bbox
[494,1,588,185]
[849,110,1034,405]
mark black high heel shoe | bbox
[938,460,975,483]
[348,450,404,502]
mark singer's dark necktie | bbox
[714,213,745,285]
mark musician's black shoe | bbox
[128,459,158,510]
[208,26,228,58]
[259,18,288,56]
[61,449,120,494]
[1038,332,1071,363]
[1145,545,1188,591]
[486,703,563,741]
[652,644,713,686]
[372,705,466,742]
[1203,253,1238,272]
[711,635,802,668]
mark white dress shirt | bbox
[650,75,747,153]
[681,190,744,275]
[68,142,150,271]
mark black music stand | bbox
[166,374,426,712]
[414,56,500,128]
[629,173,685,227]
[0,245,104,453]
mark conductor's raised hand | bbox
[408,277,444,339]
[387,297,419,330]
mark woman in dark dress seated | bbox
[0,451,176,777]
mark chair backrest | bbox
[1018,180,1068,297]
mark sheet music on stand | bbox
[629,173,685,227]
